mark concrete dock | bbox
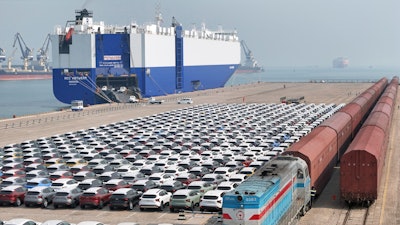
[1,81,398,225]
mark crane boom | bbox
[37,33,51,64]
[13,33,34,61]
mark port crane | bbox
[0,48,6,63]
[13,32,34,70]
[240,40,257,67]
[37,33,51,68]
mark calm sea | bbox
[0,67,398,119]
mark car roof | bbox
[112,188,134,194]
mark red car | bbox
[0,185,27,206]
[79,187,111,209]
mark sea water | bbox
[0,67,398,119]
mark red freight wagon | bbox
[284,126,338,194]
[340,126,387,204]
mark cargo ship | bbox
[0,69,52,81]
[332,57,349,68]
[51,9,241,105]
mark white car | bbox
[129,96,139,103]
[118,86,127,93]
[199,190,225,212]
[177,98,193,104]
[139,188,172,211]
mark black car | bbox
[109,188,141,210]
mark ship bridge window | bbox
[297,169,304,179]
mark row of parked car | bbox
[0,103,342,214]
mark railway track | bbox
[342,205,369,225]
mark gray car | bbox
[53,186,83,208]
[24,186,56,208]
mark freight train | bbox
[340,76,398,205]
[221,78,388,225]
[283,77,387,195]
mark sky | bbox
[1,0,400,68]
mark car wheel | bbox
[54,204,58,209]
[170,207,175,213]
[139,207,144,211]
[80,204,85,209]
[190,202,194,211]
[128,201,134,210]
[159,202,164,211]
[98,200,104,209]
[42,199,49,208]
[15,198,22,206]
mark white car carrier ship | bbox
[51,9,241,105]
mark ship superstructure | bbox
[51,9,241,105]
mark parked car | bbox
[199,190,225,212]
[79,187,112,209]
[159,180,186,193]
[0,185,27,206]
[25,177,52,189]
[73,171,97,182]
[131,180,158,193]
[177,98,193,104]
[201,174,226,185]
[169,189,201,212]
[189,166,210,177]
[109,188,141,210]
[53,186,83,208]
[50,178,78,191]
[25,169,49,180]
[0,177,27,188]
[216,181,238,192]
[49,171,74,181]
[1,169,26,179]
[175,173,201,186]
[24,186,56,208]
[3,218,39,225]
[103,179,131,192]
[77,179,103,191]
[139,188,172,211]
[187,181,215,196]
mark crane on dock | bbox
[236,40,264,74]
[13,32,34,70]
[37,33,51,69]
[0,48,6,63]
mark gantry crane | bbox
[37,33,51,68]
[13,32,34,70]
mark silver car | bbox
[53,186,83,208]
[24,186,56,208]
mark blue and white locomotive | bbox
[222,156,312,225]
